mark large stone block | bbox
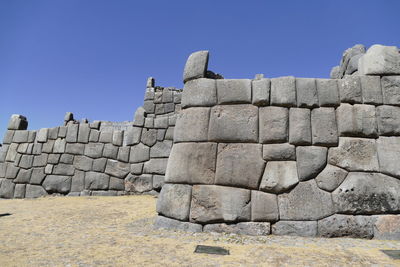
[358,44,400,75]
[109,177,125,191]
[252,78,270,106]
[25,184,48,198]
[14,168,32,183]
[150,141,172,158]
[0,179,15,198]
[104,159,130,178]
[7,114,28,130]
[156,184,192,221]
[174,107,210,142]
[84,143,104,159]
[124,173,152,193]
[133,107,145,127]
[99,131,113,143]
[3,130,14,144]
[373,215,400,240]
[13,130,29,143]
[154,215,202,233]
[360,76,383,105]
[311,107,338,146]
[190,185,251,224]
[129,143,150,163]
[377,137,400,178]
[30,168,46,185]
[32,154,48,167]
[251,190,279,222]
[125,127,142,146]
[19,155,34,169]
[66,124,79,143]
[102,143,119,159]
[215,143,265,189]
[332,172,400,214]
[52,163,75,176]
[376,105,400,135]
[270,76,296,107]
[165,143,217,184]
[117,146,130,163]
[328,137,379,172]
[73,156,93,171]
[84,172,110,190]
[338,76,362,104]
[259,106,288,143]
[259,161,298,194]
[272,221,317,237]
[209,105,258,142]
[296,78,318,108]
[262,143,295,161]
[183,50,209,83]
[278,180,335,220]
[42,175,71,194]
[296,146,327,181]
[71,170,85,192]
[315,164,348,192]
[216,79,251,104]
[37,128,48,143]
[154,117,168,129]
[289,108,311,145]
[92,158,107,172]
[182,78,217,108]
[5,143,18,162]
[53,138,66,154]
[141,129,157,147]
[14,184,26,198]
[381,76,400,106]
[203,222,270,236]
[65,143,85,155]
[318,214,374,238]
[78,124,90,143]
[143,158,168,175]
[316,79,340,107]
[336,104,378,137]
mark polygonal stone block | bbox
[315,164,348,192]
[289,108,311,145]
[259,161,299,194]
[315,79,340,107]
[183,50,209,83]
[252,78,270,106]
[377,136,400,178]
[311,107,338,146]
[318,214,374,239]
[216,79,251,104]
[336,104,378,138]
[270,76,296,107]
[78,124,90,143]
[143,158,168,175]
[84,143,104,159]
[84,172,110,190]
[272,221,317,237]
[174,107,210,142]
[262,143,295,161]
[251,190,279,222]
[338,76,362,104]
[129,143,150,163]
[7,114,28,130]
[358,44,400,75]
[66,124,79,143]
[376,105,400,135]
[295,78,318,108]
[182,78,217,108]
[259,106,288,143]
[296,146,327,181]
[125,173,152,193]
[156,184,192,221]
[381,76,400,106]
[42,175,71,194]
[360,76,383,105]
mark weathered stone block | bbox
[296,78,318,108]
[41,140,54,154]
[92,158,107,172]
[25,184,48,198]
[377,137,400,178]
[328,137,379,172]
[289,108,311,145]
[333,172,400,214]
[143,158,168,175]
[152,175,164,190]
[183,50,209,83]
[99,131,113,143]
[117,146,130,163]
[296,146,327,181]
[47,154,60,164]
[84,172,110,190]
[42,175,71,193]
[125,173,152,193]
[105,159,130,178]
[182,78,217,108]
[32,154,48,167]
[143,101,155,114]
[48,127,59,140]
[262,143,295,161]
[259,161,298,194]
[129,143,150,163]
[0,179,15,198]
[154,215,202,233]
[13,130,29,143]
[109,177,125,190]
[84,143,104,159]
[102,143,119,159]
[130,163,143,175]
[73,156,93,171]
[165,143,217,184]
[65,143,85,155]
[66,124,79,143]
[5,143,18,162]
[77,124,90,143]
[133,107,145,127]
[52,163,75,176]
[381,76,400,106]
[373,215,400,240]
[71,170,85,192]
[358,44,400,75]
[154,117,168,129]
[311,107,338,146]
[279,180,335,220]
[318,214,374,239]
[215,143,265,189]
[19,155,34,169]
[376,105,400,135]
[190,185,251,224]
[7,114,28,130]
[270,76,296,107]
[60,154,74,164]
[315,164,348,192]
[251,190,279,222]
[14,168,32,183]
[203,222,270,236]
[125,127,142,146]
[338,76,362,104]
[209,105,258,142]
[272,221,317,237]
[150,141,172,158]
[174,107,210,142]
[156,184,192,221]
[14,184,26,198]
[58,126,67,138]
[37,128,48,143]
[30,168,46,185]
[252,78,270,106]
[316,79,340,107]
[217,79,252,104]
[165,127,174,140]
[141,129,157,147]
[3,130,14,144]
[53,138,66,153]
[259,106,288,143]
[360,76,383,105]
[336,104,378,137]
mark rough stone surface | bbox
[336,104,378,138]
[315,164,348,192]
[373,215,400,240]
[129,143,150,163]
[262,143,295,161]
[42,175,71,193]
[84,143,104,159]
[183,50,209,83]
[143,158,168,175]
[338,76,362,104]
[296,146,327,181]
[182,78,217,107]
[360,76,383,105]
[270,76,296,107]
[289,108,311,145]
[311,108,338,146]
[278,180,335,220]
[318,214,374,238]
[84,172,110,190]
[332,172,400,214]
[190,185,251,224]
[7,114,28,130]
[328,137,379,172]
[105,159,130,178]
[272,221,317,237]
[296,78,318,108]
[252,78,270,106]
[203,222,270,236]
[316,79,340,107]
[141,129,157,147]
[156,184,192,221]
[251,190,279,222]
[174,107,210,142]
[377,137,400,178]
[259,161,299,194]
[165,143,217,184]
[25,184,48,198]
[0,179,15,198]
[209,105,258,143]
[358,44,400,75]
[215,143,265,189]
[154,215,202,233]
[376,105,400,135]
[259,106,288,143]
[125,174,152,193]
[381,76,400,106]
[73,156,93,171]
[217,79,252,104]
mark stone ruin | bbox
[1,44,400,240]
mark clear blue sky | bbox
[1,0,399,141]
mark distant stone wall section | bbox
[155,47,400,240]
[0,79,181,198]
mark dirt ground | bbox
[0,195,399,267]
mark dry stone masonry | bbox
[0,79,182,197]
[1,45,400,240]
[155,46,400,240]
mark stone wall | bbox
[0,79,182,198]
[155,47,400,239]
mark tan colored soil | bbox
[0,195,399,267]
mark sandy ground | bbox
[0,195,399,267]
